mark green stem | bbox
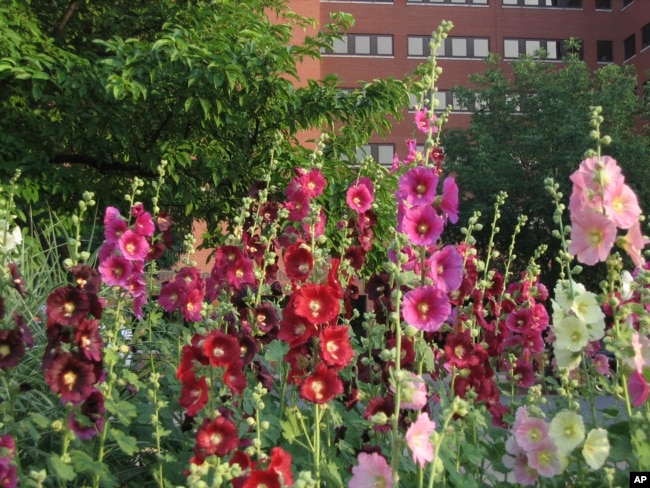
[314,403,321,488]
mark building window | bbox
[595,0,611,9]
[407,0,488,4]
[503,0,581,6]
[596,40,613,62]
[503,39,569,60]
[624,34,636,60]
[322,34,393,56]
[623,0,634,8]
[642,23,650,50]
[408,36,489,58]
[356,144,395,167]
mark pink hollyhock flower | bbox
[319,325,353,369]
[298,168,327,198]
[414,108,437,134]
[404,138,418,164]
[346,182,374,214]
[527,438,561,478]
[592,354,611,376]
[395,372,428,410]
[573,155,622,196]
[603,178,641,229]
[619,221,647,268]
[99,253,134,287]
[437,176,459,224]
[397,167,438,206]
[402,285,451,332]
[299,363,343,404]
[118,229,150,261]
[568,209,617,265]
[134,211,155,237]
[630,332,650,373]
[514,411,549,451]
[406,412,436,468]
[286,191,310,221]
[629,370,649,407]
[401,205,444,247]
[429,245,463,293]
[225,255,255,290]
[503,436,538,486]
[349,452,393,488]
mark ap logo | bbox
[631,472,650,487]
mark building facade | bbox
[289,0,650,164]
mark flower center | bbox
[210,433,223,447]
[416,183,426,195]
[311,380,324,400]
[213,347,224,358]
[417,223,429,235]
[63,302,75,317]
[454,345,465,359]
[0,345,10,358]
[63,371,77,390]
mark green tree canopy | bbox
[0,0,409,247]
[442,49,650,284]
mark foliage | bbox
[442,47,650,287]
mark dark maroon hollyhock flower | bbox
[46,285,91,326]
[195,415,238,457]
[237,332,258,365]
[283,241,313,282]
[242,470,281,488]
[386,335,415,368]
[202,330,240,368]
[156,210,172,232]
[343,245,366,271]
[285,344,313,384]
[292,283,340,326]
[252,302,279,334]
[147,243,166,261]
[176,343,209,382]
[45,352,97,404]
[75,318,104,363]
[319,325,353,370]
[13,312,33,348]
[68,389,105,440]
[69,265,101,294]
[179,375,209,416]
[508,359,536,388]
[299,363,343,404]
[259,201,279,224]
[7,263,27,297]
[0,328,25,369]
[269,447,293,487]
[363,396,395,433]
[365,272,392,302]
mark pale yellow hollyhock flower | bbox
[553,347,582,371]
[554,315,589,352]
[549,410,585,454]
[582,428,609,470]
[0,219,22,252]
[571,292,606,341]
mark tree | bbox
[0,0,409,248]
[442,48,650,285]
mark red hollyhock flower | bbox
[319,325,353,369]
[46,285,91,327]
[285,344,313,384]
[230,451,255,488]
[269,447,294,487]
[44,352,97,404]
[176,343,209,381]
[292,283,340,326]
[195,415,238,457]
[202,330,240,368]
[243,470,281,488]
[299,363,343,404]
[74,318,104,363]
[343,245,366,271]
[224,359,247,397]
[444,330,481,370]
[283,242,313,282]
[179,375,209,416]
[278,301,315,346]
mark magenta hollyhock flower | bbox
[509,359,536,388]
[414,108,437,134]
[299,363,343,404]
[401,205,444,247]
[437,176,459,224]
[44,352,97,404]
[404,138,418,164]
[429,245,463,293]
[398,167,438,206]
[98,254,133,287]
[406,412,436,468]
[298,168,327,198]
[286,191,310,221]
[118,229,150,261]
[346,182,374,214]
[134,211,155,237]
[629,370,649,407]
[319,325,353,369]
[603,178,641,229]
[68,389,105,440]
[104,212,127,245]
[349,452,393,488]
[225,255,255,290]
[195,415,238,457]
[505,308,534,334]
[568,208,617,265]
[182,288,204,323]
[158,280,186,312]
[402,285,451,332]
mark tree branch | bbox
[52,154,157,178]
[53,1,80,45]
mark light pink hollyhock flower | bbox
[437,177,459,224]
[349,452,393,488]
[401,205,444,247]
[514,408,549,450]
[402,285,451,332]
[429,245,463,293]
[575,155,623,195]
[118,229,150,261]
[414,108,438,134]
[346,182,374,214]
[591,353,611,376]
[619,221,647,268]
[394,372,428,410]
[629,332,650,374]
[568,209,617,265]
[603,178,641,229]
[629,370,649,407]
[503,437,538,486]
[527,438,561,478]
[397,167,438,206]
[405,412,436,468]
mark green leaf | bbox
[48,453,76,481]
[110,427,140,456]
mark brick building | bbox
[288,0,650,165]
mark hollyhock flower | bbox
[285,344,313,384]
[179,375,209,416]
[582,428,609,470]
[319,325,353,369]
[299,363,343,404]
[45,352,97,404]
[0,219,22,252]
[602,178,641,229]
[278,305,317,347]
[527,438,561,477]
[365,272,391,301]
[158,280,186,312]
[252,302,279,333]
[283,242,313,282]
[202,330,240,368]
[397,167,438,206]
[401,205,443,247]
[344,245,366,271]
[503,437,537,486]
[182,288,204,323]
[118,229,150,261]
[402,285,451,332]
[437,176,459,224]
[346,182,374,214]
[99,253,134,290]
[395,371,428,410]
[513,409,549,451]
[629,332,650,373]
[224,359,247,396]
[592,354,611,375]
[7,262,27,297]
[406,412,436,468]
[46,285,91,326]
[292,283,340,326]
[349,452,393,488]
[553,347,581,371]
[549,410,585,454]
[195,415,238,457]
[569,290,604,328]
[554,315,589,352]
[303,207,326,239]
[363,396,394,432]
[505,308,534,334]
[74,318,103,363]
[414,108,437,134]
[509,359,536,388]
[619,221,647,268]
[0,328,25,369]
[298,168,326,198]
[176,343,209,381]
[286,192,310,221]
[573,155,622,196]
[629,370,649,407]
[242,470,281,488]
[225,255,256,290]
[568,209,617,265]
[429,245,463,293]
[269,447,294,487]
[444,330,481,369]
[68,389,105,440]
[134,211,155,237]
